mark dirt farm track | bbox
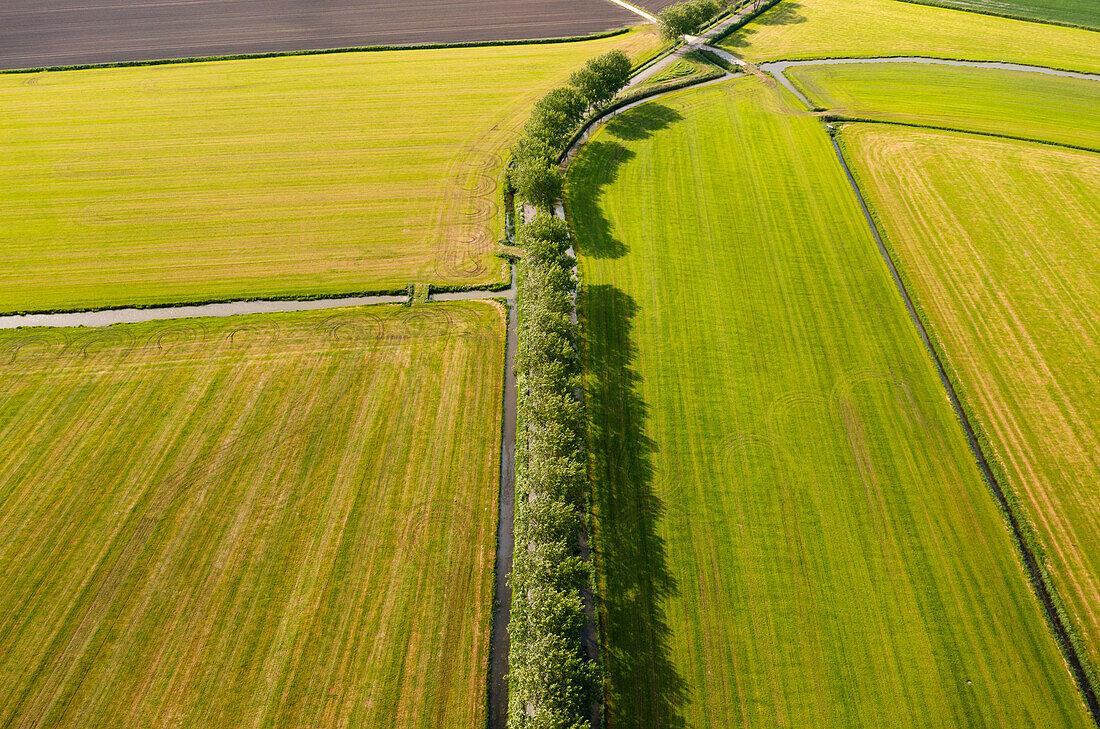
[0,0,641,70]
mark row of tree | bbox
[509,50,632,211]
[508,212,594,729]
[658,0,725,40]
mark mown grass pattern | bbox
[0,30,661,314]
[0,302,504,729]
[565,77,1091,728]
[841,122,1100,682]
[789,62,1100,150]
[720,0,1100,73]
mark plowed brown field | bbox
[1,0,641,70]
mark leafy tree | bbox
[658,0,722,40]
[514,162,563,212]
[570,50,633,110]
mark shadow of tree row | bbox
[583,285,689,729]
[567,102,682,261]
[568,99,691,727]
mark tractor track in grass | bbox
[829,136,1100,728]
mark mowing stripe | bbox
[830,134,1100,727]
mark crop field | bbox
[0,0,640,70]
[840,123,1100,674]
[719,0,1100,73]
[896,0,1100,30]
[565,77,1090,727]
[0,302,504,729]
[787,62,1100,150]
[0,29,660,315]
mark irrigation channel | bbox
[761,55,1100,724]
[760,57,1100,108]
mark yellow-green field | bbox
[788,62,1100,149]
[720,0,1100,72]
[0,302,503,729]
[0,29,659,314]
[841,122,1100,674]
[566,77,1089,727]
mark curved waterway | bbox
[761,57,1100,107]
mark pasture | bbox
[840,122,1100,673]
[787,62,1100,150]
[0,29,659,315]
[896,0,1100,29]
[565,77,1090,727]
[0,302,504,729]
[0,0,640,70]
[720,0,1100,73]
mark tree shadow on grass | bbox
[604,102,684,142]
[756,1,806,25]
[583,285,688,728]
[722,1,806,48]
[567,102,682,260]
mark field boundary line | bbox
[829,130,1100,726]
[0,28,632,75]
[0,277,518,330]
[487,264,518,729]
[891,0,1100,32]
[826,117,1100,155]
[758,54,1100,81]
[602,0,660,24]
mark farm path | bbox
[762,56,1100,107]
[603,0,660,24]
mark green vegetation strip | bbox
[894,0,1100,31]
[719,0,1100,73]
[638,50,727,89]
[0,302,504,728]
[790,62,1100,150]
[840,122,1100,683]
[565,76,1091,727]
[0,30,662,315]
[508,213,597,729]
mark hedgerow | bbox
[508,209,597,729]
[508,50,632,210]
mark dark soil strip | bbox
[830,135,1100,727]
[488,272,519,729]
[0,0,637,70]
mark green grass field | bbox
[0,302,504,729]
[0,29,659,314]
[565,77,1090,727]
[841,122,1100,675]
[720,0,1100,72]
[896,0,1100,30]
[788,62,1100,150]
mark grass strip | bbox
[565,76,1092,728]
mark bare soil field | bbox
[629,0,683,12]
[0,0,639,70]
